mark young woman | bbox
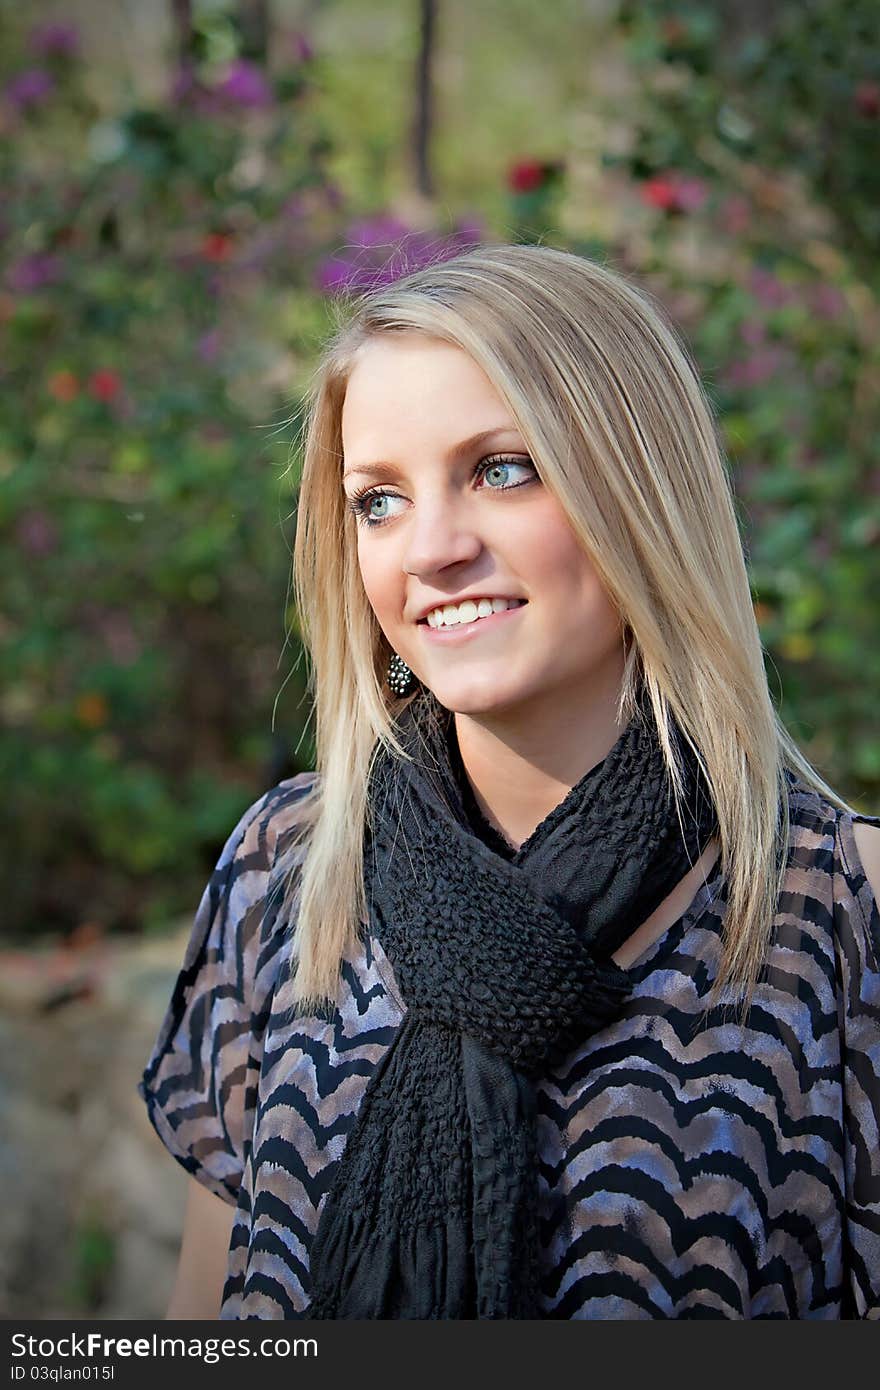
[140,244,880,1319]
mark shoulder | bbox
[220,771,319,880]
[233,770,319,852]
[189,772,319,959]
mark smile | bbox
[418,599,528,644]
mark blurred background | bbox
[1,0,878,1319]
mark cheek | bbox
[528,522,621,631]
[357,536,402,620]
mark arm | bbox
[166,1178,237,1320]
[853,821,880,903]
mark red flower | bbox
[855,81,880,118]
[641,175,678,211]
[88,369,122,402]
[508,160,546,194]
[640,171,708,214]
[48,369,79,401]
[201,232,234,262]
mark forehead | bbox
[341,335,511,445]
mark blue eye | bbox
[345,455,538,530]
[479,458,535,490]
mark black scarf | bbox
[305,684,718,1319]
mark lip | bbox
[418,600,527,644]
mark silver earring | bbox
[387,652,415,697]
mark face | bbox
[340,333,625,722]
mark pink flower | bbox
[740,319,766,348]
[723,345,788,389]
[5,69,54,112]
[748,266,795,309]
[807,283,847,321]
[290,31,314,63]
[7,252,62,292]
[28,23,80,59]
[672,176,709,212]
[718,195,751,236]
[640,171,708,214]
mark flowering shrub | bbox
[2,3,875,944]
[604,0,880,800]
[0,18,482,937]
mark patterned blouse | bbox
[139,771,880,1319]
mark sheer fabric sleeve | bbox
[835,807,880,1318]
[138,773,316,1205]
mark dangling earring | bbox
[386,652,415,697]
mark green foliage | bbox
[68,1211,116,1314]
[1,20,332,934]
[2,3,876,944]
[603,0,880,804]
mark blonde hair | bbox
[279,242,853,1018]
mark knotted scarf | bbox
[305,684,718,1319]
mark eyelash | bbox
[345,455,538,529]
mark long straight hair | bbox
[278,243,853,1018]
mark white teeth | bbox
[425,597,523,627]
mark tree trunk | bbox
[171,0,197,71]
[413,0,437,198]
[237,0,272,64]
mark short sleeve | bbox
[834,808,880,1318]
[138,772,317,1205]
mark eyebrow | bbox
[341,427,524,483]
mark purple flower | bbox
[290,31,314,63]
[739,318,766,348]
[722,345,789,389]
[7,252,63,292]
[807,283,847,321]
[5,68,54,111]
[347,214,413,249]
[748,266,795,310]
[316,216,482,296]
[217,59,273,109]
[315,253,362,294]
[28,22,80,59]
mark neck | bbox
[452,648,629,851]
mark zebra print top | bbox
[139,771,880,1319]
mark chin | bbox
[424,673,536,718]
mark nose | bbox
[401,492,483,578]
